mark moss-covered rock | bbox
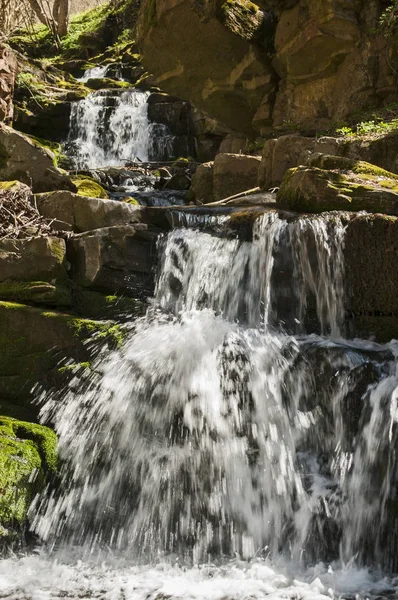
[0,281,72,308]
[0,123,76,193]
[71,176,109,199]
[36,190,141,232]
[72,289,147,320]
[0,301,124,402]
[0,416,56,535]
[277,164,398,214]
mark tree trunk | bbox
[25,0,48,27]
[52,0,60,24]
[56,0,69,37]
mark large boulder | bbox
[0,416,57,537]
[277,157,398,214]
[136,0,276,137]
[0,124,76,193]
[213,153,261,201]
[0,236,67,283]
[0,237,67,281]
[36,191,143,233]
[188,162,214,204]
[68,224,157,298]
[0,45,17,124]
[258,134,315,189]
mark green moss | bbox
[71,176,109,199]
[0,416,57,527]
[278,165,398,214]
[0,181,20,190]
[0,281,71,307]
[72,288,146,319]
[58,361,91,374]
[311,154,398,181]
[124,196,139,205]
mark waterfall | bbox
[66,89,177,169]
[78,65,109,82]
[66,90,152,169]
[30,211,398,574]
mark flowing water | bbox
[4,61,398,598]
[66,89,175,169]
[66,89,153,168]
[3,211,398,598]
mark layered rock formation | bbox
[136,0,396,136]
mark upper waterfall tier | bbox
[65,89,176,169]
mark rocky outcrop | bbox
[345,213,398,318]
[0,124,76,193]
[189,162,214,204]
[36,191,143,233]
[0,45,17,125]
[213,153,261,201]
[136,1,395,138]
[137,0,276,137]
[68,224,157,298]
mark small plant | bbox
[379,1,398,37]
[335,126,354,137]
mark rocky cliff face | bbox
[136,0,397,137]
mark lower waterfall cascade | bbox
[3,211,398,598]
[4,54,398,599]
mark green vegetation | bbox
[379,1,398,37]
[334,103,398,140]
[71,176,109,199]
[10,4,113,60]
[0,281,72,307]
[0,416,57,529]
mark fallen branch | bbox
[203,187,263,207]
[0,186,55,240]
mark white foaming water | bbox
[157,212,346,334]
[0,553,396,600]
[5,212,398,596]
[78,64,109,82]
[67,89,151,168]
[66,90,177,169]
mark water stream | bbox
[3,68,398,600]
